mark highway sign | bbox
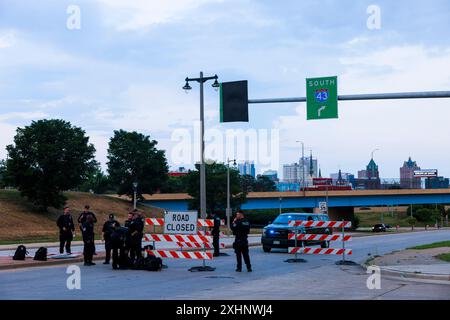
[414,169,438,178]
[164,211,198,235]
[306,76,338,120]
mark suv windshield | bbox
[273,214,314,224]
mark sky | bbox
[0,0,450,179]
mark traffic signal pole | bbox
[248,90,450,104]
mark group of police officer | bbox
[57,206,252,271]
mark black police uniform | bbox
[124,219,133,252]
[81,220,95,265]
[211,215,221,256]
[111,225,127,269]
[78,211,98,253]
[56,214,75,254]
[231,218,252,271]
[102,219,118,264]
[129,217,144,262]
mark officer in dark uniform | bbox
[102,214,118,265]
[56,206,75,254]
[110,222,127,270]
[230,210,252,272]
[81,215,96,266]
[129,211,144,263]
[210,212,221,257]
[78,205,98,255]
[123,212,133,256]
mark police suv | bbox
[261,213,332,252]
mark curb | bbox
[361,261,450,283]
[0,242,262,271]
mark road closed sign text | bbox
[164,211,198,235]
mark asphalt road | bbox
[1,230,449,300]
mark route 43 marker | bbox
[306,76,338,120]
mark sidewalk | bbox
[0,235,262,271]
[379,264,450,282]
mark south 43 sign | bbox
[306,76,338,120]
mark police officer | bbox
[110,221,127,270]
[231,210,252,272]
[129,211,144,263]
[210,212,221,257]
[102,214,118,265]
[56,206,75,254]
[124,212,133,256]
[78,205,98,254]
[81,215,96,266]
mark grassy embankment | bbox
[0,189,163,244]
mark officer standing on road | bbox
[210,212,222,257]
[110,221,127,270]
[81,214,96,266]
[102,214,118,265]
[78,205,98,255]
[56,206,75,254]
[231,210,252,272]
[129,211,144,263]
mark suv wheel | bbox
[320,241,330,248]
[263,246,271,253]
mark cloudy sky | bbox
[0,0,450,179]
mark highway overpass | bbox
[140,189,450,221]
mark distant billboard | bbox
[413,169,438,178]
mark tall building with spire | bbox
[354,157,381,189]
[400,157,421,189]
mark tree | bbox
[0,159,7,188]
[185,162,247,216]
[6,119,96,210]
[160,175,188,193]
[77,165,111,194]
[240,174,256,192]
[107,130,168,202]
[254,175,277,192]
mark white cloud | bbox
[0,30,16,49]
[96,0,224,31]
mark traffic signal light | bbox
[219,80,249,122]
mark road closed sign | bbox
[164,211,198,235]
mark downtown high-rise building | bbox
[238,161,256,177]
[400,157,421,189]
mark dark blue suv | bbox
[261,213,332,252]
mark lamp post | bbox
[132,182,138,210]
[183,72,220,219]
[226,158,236,233]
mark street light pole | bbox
[183,72,220,219]
[296,141,305,196]
[226,158,236,233]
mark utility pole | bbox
[226,158,236,233]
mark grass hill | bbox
[0,189,163,244]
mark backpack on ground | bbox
[131,256,146,270]
[13,245,28,261]
[144,255,163,271]
[33,247,47,261]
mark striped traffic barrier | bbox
[177,242,225,249]
[146,250,213,260]
[288,234,352,242]
[288,247,353,255]
[145,218,224,227]
[288,220,352,228]
[143,234,212,243]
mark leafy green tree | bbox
[77,165,111,194]
[160,175,188,193]
[107,130,168,202]
[407,217,417,230]
[240,174,256,192]
[254,175,277,192]
[185,162,247,216]
[0,159,7,188]
[414,208,433,222]
[6,119,96,210]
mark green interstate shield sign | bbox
[306,76,338,120]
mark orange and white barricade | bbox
[286,219,354,264]
[146,250,213,260]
